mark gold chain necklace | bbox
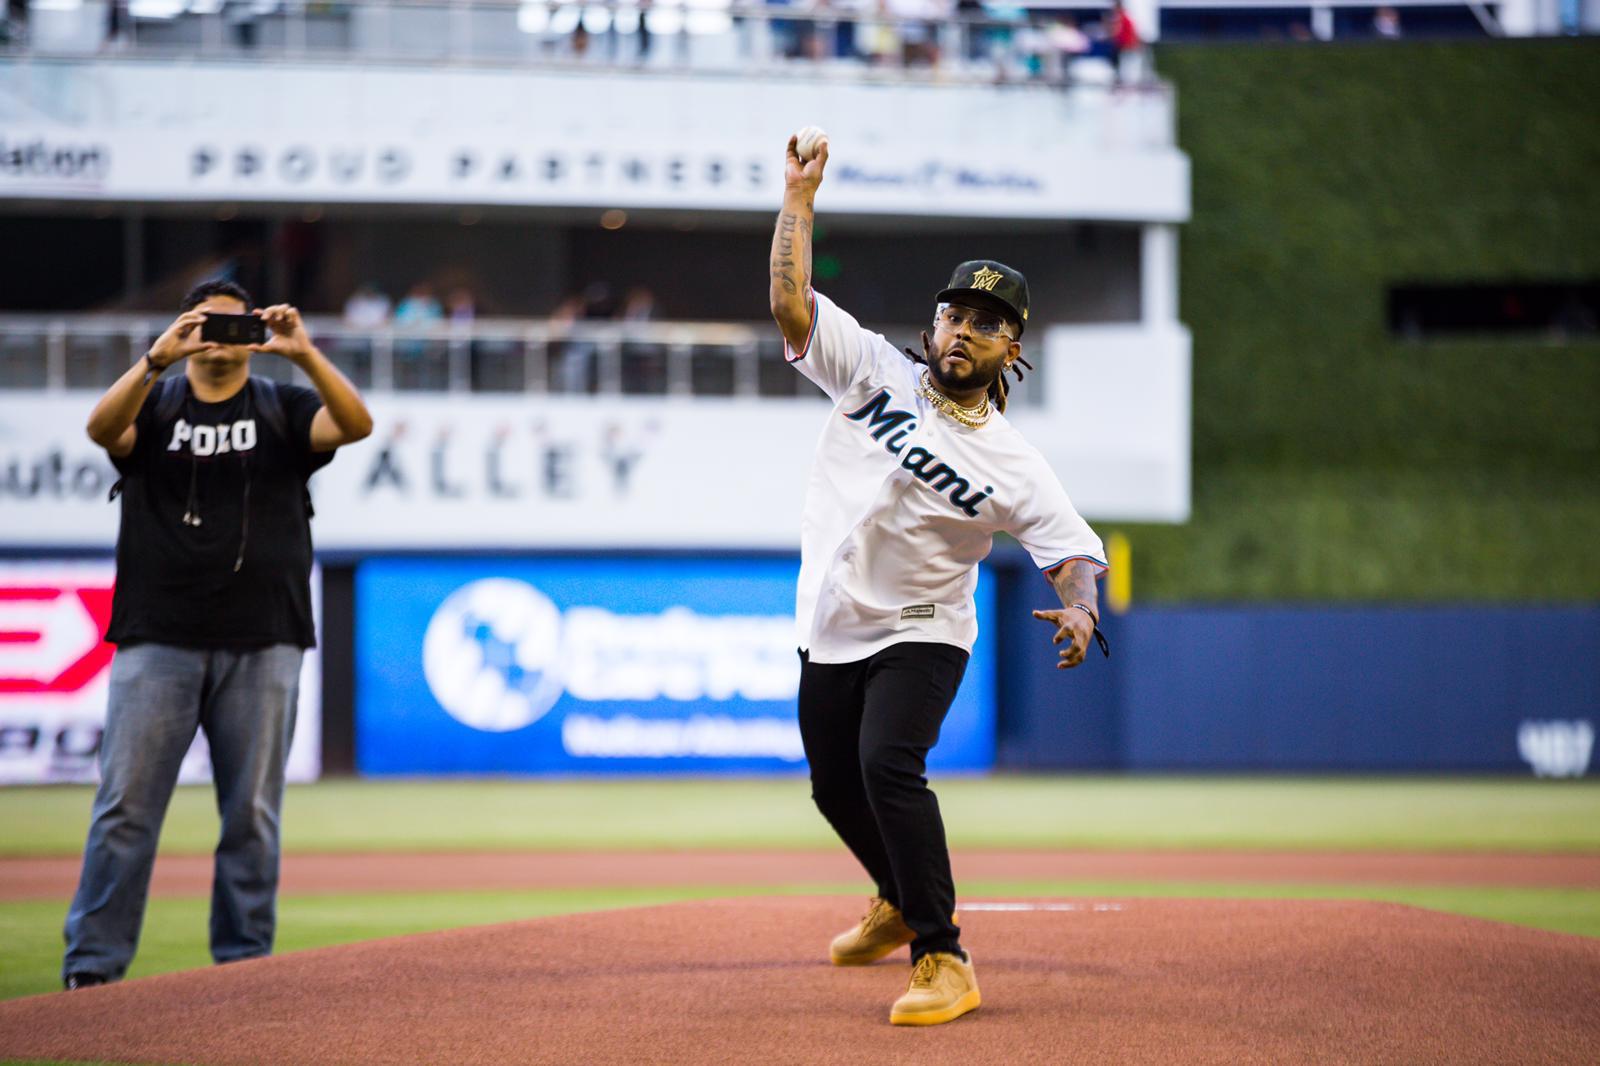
[919,369,992,428]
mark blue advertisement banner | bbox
[355,557,997,775]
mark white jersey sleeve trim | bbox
[783,290,819,364]
[1043,554,1110,575]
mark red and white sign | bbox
[0,561,320,786]
[0,578,115,697]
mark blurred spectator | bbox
[105,0,129,48]
[617,287,664,394]
[446,287,476,325]
[955,0,984,61]
[394,282,443,326]
[618,286,658,323]
[889,0,946,67]
[393,283,444,388]
[551,283,615,393]
[636,0,653,61]
[1105,0,1141,82]
[858,0,903,66]
[767,0,803,59]
[343,283,392,329]
[550,293,584,326]
[1373,5,1403,37]
[2,0,28,45]
[798,1,827,60]
[826,0,865,59]
[1049,16,1090,78]
[225,0,260,49]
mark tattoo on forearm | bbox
[770,209,813,299]
[802,215,813,285]
[1052,560,1100,616]
[772,213,798,295]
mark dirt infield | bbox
[3,896,1598,1065]
[4,848,1597,901]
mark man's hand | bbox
[785,134,828,192]
[1032,607,1095,670]
[250,304,317,365]
[147,310,213,369]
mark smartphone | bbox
[201,313,268,346]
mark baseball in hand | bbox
[794,125,829,163]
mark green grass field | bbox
[2,775,1598,1017]
[9,775,1600,855]
[1,776,1596,1066]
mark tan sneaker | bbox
[829,897,915,966]
[889,951,981,1026]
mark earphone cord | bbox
[234,465,250,572]
[233,387,254,572]
[181,395,201,527]
[177,387,252,572]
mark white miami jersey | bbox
[787,290,1107,663]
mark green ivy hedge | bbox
[1115,39,1600,602]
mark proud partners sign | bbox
[1,59,1189,221]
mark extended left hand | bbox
[251,304,316,364]
[1032,607,1094,669]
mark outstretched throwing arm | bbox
[769,132,829,351]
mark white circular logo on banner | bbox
[422,578,566,732]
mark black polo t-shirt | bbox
[105,376,333,649]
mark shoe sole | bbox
[889,989,981,1026]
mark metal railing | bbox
[1,0,1148,86]
[0,313,1052,403]
[0,313,843,399]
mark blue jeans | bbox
[62,642,303,983]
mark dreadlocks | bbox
[902,330,1033,415]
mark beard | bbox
[925,347,1004,396]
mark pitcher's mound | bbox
[4,897,1597,1065]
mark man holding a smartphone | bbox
[62,279,372,989]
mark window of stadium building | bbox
[1388,283,1600,340]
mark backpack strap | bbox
[247,375,315,519]
[153,374,189,425]
[109,375,187,503]
[248,376,291,444]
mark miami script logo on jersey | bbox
[844,389,994,517]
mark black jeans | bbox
[798,642,969,960]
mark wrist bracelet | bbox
[1065,603,1111,659]
[140,352,164,386]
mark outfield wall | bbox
[995,558,1598,776]
[334,553,1594,777]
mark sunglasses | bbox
[933,303,1015,341]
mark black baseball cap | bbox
[936,260,1029,336]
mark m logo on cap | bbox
[970,267,1005,292]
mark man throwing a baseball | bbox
[769,130,1107,1026]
